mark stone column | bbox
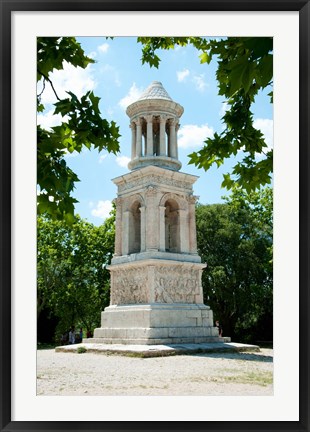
[113,198,122,256]
[145,186,158,251]
[175,122,180,159]
[122,210,130,255]
[169,118,177,159]
[159,115,167,156]
[140,206,146,252]
[178,208,189,253]
[145,115,154,156]
[136,118,142,157]
[159,205,166,252]
[188,195,198,253]
[130,121,136,159]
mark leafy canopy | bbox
[37,37,121,223]
[37,211,115,337]
[138,36,273,193]
[196,187,273,342]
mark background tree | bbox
[138,36,273,192]
[37,212,115,343]
[37,37,121,223]
[196,187,273,343]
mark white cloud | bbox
[91,200,113,220]
[100,64,121,87]
[253,118,273,151]
[38,61,96,106]
[192,74,207,92]
[106,106,114,118]
[118,83,143,110]
[116,155,130,168]
[178,124,214,149]
[98,43,109,54]
[37,109,68,130]
[88,51,97,59]
[99,153,108,164]
[177,69,190,82]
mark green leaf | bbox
[199,51,210,64]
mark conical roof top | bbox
[138,81,173,101]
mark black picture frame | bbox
[1,1,309,431]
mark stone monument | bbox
[87,81,220,345]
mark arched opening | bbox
[141,119,146,156]
[128,201,141,254]
[153,116,160,156]
[165,199,180,252]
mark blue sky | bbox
[37,37,273,226]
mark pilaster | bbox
[188,195,198,253]
[122,210,130,255]
[159,205,166,252]
[179,208,190,253]
[140,206,146,252]
[114,198,122,256]
[145,186,159,251]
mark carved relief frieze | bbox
[187,194,199,204]
[154,265,201,304]
[111,267,149,305]
[145,185,158,196]
[118,175,193,194]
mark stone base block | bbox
[88,303,220,345]
[83,336,220,345]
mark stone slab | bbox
[55,341,260,358]
[93,303,219,344]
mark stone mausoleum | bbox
[86,81,220,345]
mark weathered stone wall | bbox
[109,261,205,306]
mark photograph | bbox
[1,2,309,431]
[36,35,274,397]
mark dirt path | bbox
[37,348,273,396]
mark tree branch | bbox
[37,78,46,99]
[37,69,61,101]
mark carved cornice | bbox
[117,174,194,194]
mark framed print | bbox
[1,0,309,431]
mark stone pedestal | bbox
[90,304,218,345]
[85,259,220,345]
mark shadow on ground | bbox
[190,351,273,363]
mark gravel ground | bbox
[37,348,273,396]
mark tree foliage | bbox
[37,37,121,223]
[196,187,273,343]
[37,189,272,344]
[138,36,273,192]
[37,37,273,221]
[37,212,115,340]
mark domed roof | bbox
[126,80,184,119]
[138,81,173,101]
